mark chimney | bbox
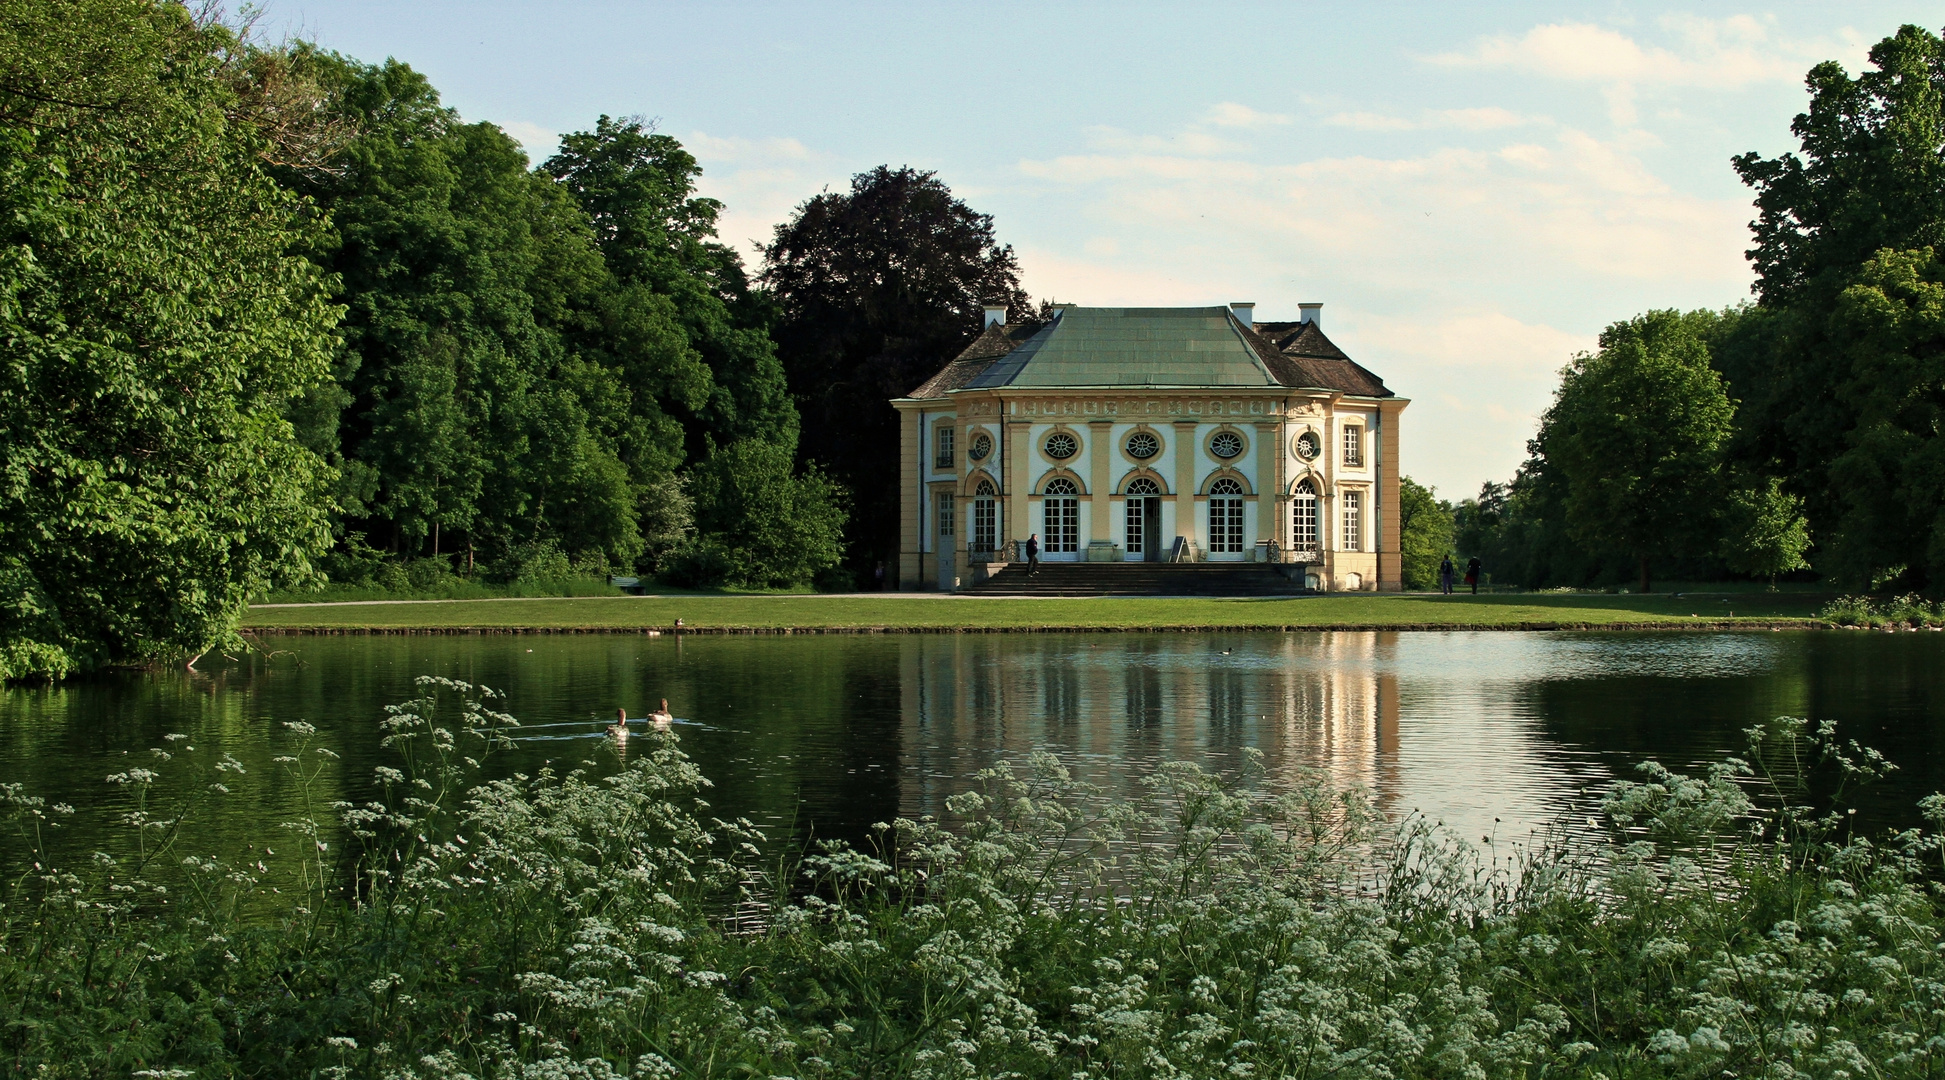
[1229,301,1255,328]
[982,304,1007,329]
[1298,302,1323,329]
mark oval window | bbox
[1044,432,1079,460]
[1209,431,1244,460]
[968,433,992,461]
[1125,431,1159,459]
[1295,431,1320,461]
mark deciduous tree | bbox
[0,0,340,678]
[1397,477,1454,590]
[1536,311,1735,594]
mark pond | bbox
[3,630,1943,869]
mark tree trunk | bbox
[1638,556,1652,595]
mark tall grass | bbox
[5,680,1945,1077]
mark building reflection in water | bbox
[897,633,1404,825]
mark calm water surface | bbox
[3,630,1943,867]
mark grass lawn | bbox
[243,589,1834,633]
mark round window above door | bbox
[1209,431,1244,460]
[1125,431,1159,459]
[968,433,992,461]
[1044,432,1079,460]
[1295,431,1320,461]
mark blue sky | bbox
[268,2,1937,500]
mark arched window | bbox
[1208,478,1244,553]
[1125,477,1161,495]
[972,478,998,552]
[1291,480,1318,552]
[1042,478,1079,552]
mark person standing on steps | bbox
[1439,554,1455,595]
[1465,556,1482,595]
[1026,533,1040,577]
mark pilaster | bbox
[1378,398,1408,591]
[897,405,920,589]
[1253,421,1279,548]
[1172,420,1199,549]
[1006,413,1030,553]
[1088,420,1112,543]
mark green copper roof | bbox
[965,306,1277,389]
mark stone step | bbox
[961,562,1311,597]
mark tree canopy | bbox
[0,0,341,679]
[1532,311,1736,594]
[1722,25,1945,588]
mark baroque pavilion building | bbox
[892,302,1407,592]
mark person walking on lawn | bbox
[1465,556,1482,595]
[1439,554,1455,595]
[1026,533,1041,577]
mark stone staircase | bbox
[961,561,1311,597]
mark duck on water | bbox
[610,699,675,738]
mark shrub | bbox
[1820,594,1878,625]
[489,539,576,584]
[1818,593,1944,627]
[685,439,848,589]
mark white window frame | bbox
[1343,490,1362,550]
[1043,478,1080,553]
[937,492,955,537]
[1291,481,1318,552]
[1343,424,1363,468]
[1208,478,1245,554]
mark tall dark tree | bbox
[760,166,1033,574]
[1727,25,1945,587]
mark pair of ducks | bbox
[610,699,674,738]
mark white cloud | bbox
[1323,107,1535,134]
[1428,20,1801,89]
[500,120,558,162]
[1203,102,1292,128]
[1354,311,1591,491]
[1325,111,1416,132]
[686,130,846,266]
[683,132,816,164]
[1083,125,1244,157]
[1009,108,1753,495]
[1426,106,1531,131]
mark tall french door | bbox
[972,497,997,553]
[1207,478,1246,560]
[1123,478,1163,561]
